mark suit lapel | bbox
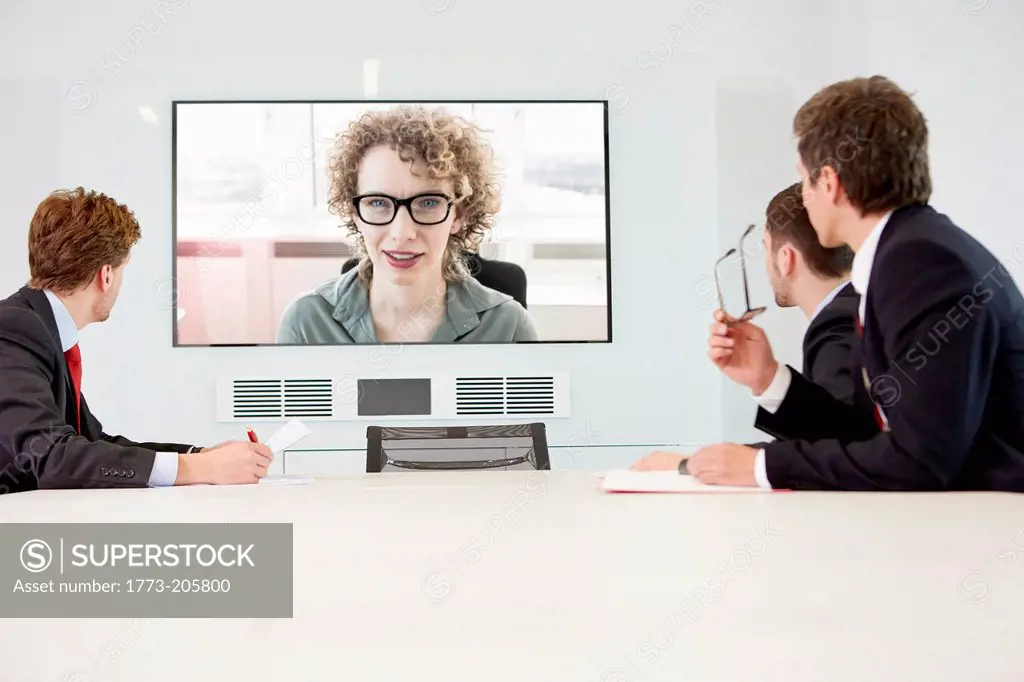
[21,287,79,431]
[800,281,858,378]
[857,209,913,432]
[860,204,930,338]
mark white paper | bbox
[258,477,314,486]
[263,419,312,454]
[599,469,770,493]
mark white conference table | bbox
[2,470,1023,681]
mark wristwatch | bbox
[678,458,689,475]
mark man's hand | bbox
[631,451,687,471]
[708,309,779,394]
[686,443,759,486]
[176,441,273,485]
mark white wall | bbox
[1,0,1020,463]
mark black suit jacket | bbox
[0,287,196,494]
[764,204,1024,491]
[753,283,865,440]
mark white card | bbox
[263,419,312,454]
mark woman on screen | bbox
[276,104,538,344]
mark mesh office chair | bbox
[341,253,528,309]
[365,423,550,472]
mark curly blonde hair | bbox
[327,105,503,284]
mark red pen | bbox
[246,425,260,443]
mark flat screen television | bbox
[171,100,612,346]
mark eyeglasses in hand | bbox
[713,224,766,323]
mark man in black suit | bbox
[632,182,867,471]
[687,75,1024,492]
[0,187,273,494]
[748,182,863,439]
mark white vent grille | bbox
[455,377,505,415]
[283,379,334,418]
[217,373,568,422]
[232,380,282,419]
[231,379,334,420]
[455,376,556,416]
[506,376,556,415]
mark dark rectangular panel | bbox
[357,379,431,416]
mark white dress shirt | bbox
[44,290,179,487]
[751,211,893,488]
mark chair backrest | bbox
[365,423,550,473]
[341,253,528,309]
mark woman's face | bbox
[354,145,462,286]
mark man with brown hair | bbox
[758,183,858,399]
[687,75,1024,491]
[0,187,273,494]
[632,183,869,471]
[737,183,872,439]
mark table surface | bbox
[2,470,1023,682]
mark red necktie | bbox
[64,343,82,433]
[855,315,887,432]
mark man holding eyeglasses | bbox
[721,183,874,439]
[632,182,871,472]
[276,105,537,344]
[683,75,1024,492]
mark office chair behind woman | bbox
[341,251,528,309]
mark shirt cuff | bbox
[754,449,772,489]
[752,364,792,414]
[147,452,180,487]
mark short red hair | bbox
[28,187,141,293]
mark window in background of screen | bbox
[172,101,610,346]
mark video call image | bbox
[172,100,611,345]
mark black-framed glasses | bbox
[351,192,454,226]
[713,223,766,323]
